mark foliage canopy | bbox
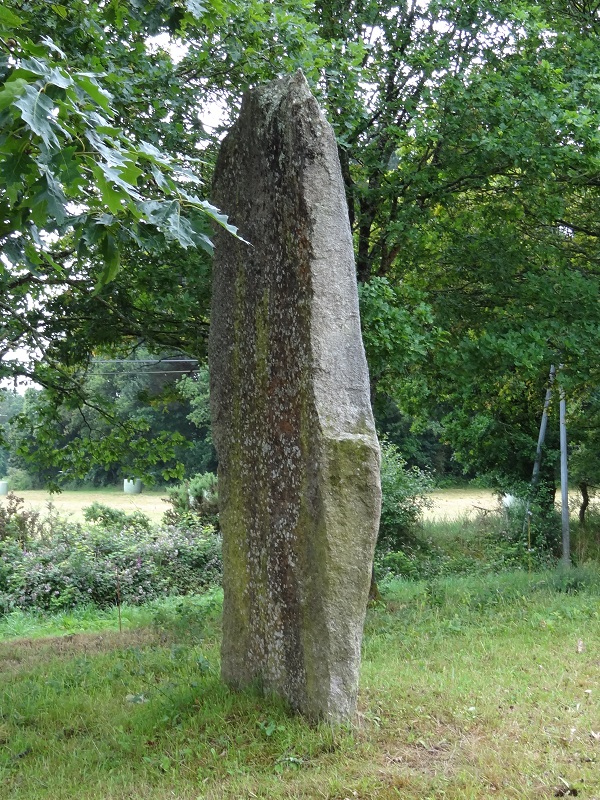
[2,0,600,490]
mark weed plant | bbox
[375,502,565,583]
[376,439,434,553]
[571,508,600,564]
[0,497,222,613]
[164,472,220,529]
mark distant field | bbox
[1,485,499,524]
[0,486,582,524]
[425,487,589,522]
[0,487,169,523]
[424,487,498,521]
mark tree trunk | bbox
[579,481,589,527]
[368,565,381,603]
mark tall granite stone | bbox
[209,71,381,721]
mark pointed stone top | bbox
[236,69,318,126]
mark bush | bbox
[376,439,434,553]
[375,503,562,583]
[5,467,36,491]
[164,472,219,529]
[0,499,222,614]
[474,475,562,557]
[83,501,152,532]
[0,492,46,545]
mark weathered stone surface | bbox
[209,71,381,721]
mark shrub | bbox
[376,439,434,553]
[378,549,425,581]
[0,502,222,614]
[83,502,152,532]
[0,492,45,545]
[5,467,36,491]
[164,472,219,529]
[480,476,561,557]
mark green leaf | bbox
[0,143,33,205]
[98,231,121,287]
[0,5,23,28]
[197,199,243,238]
[137,199,174,227]
[50,145,85,193]
[50,5,68,20]
[185,0,207,18]
[164,207,197,248]
[0,78,28,112]
[40,36,67,59]
[137,140,171,165]
[13,84,60,148]
[86,131,130,168]
[137,199,199,248]
[150,163,171,192]
[20,58,72,89]
[119,160,143,186]
[74,73,112,112]
[85,113,120,137]
[1,238,26,267]
[31,167,68,226]
[92,164,128,214]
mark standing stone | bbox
[209,71,381,721]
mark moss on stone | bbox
[210,72,381,721]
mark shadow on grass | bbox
[0,627,349,799]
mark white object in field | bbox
[124,478,142,494]
[0,481,7,496]
[502,493,517,508]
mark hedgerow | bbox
[0,495,222,613]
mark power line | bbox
[85,358,200,376]
[90,359,199,364]
[88,369,198,376]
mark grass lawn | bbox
[1,573,599,800]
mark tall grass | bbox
[571,509,600,564]
[379,502,600,583]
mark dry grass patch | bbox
[424,488,498,521]
[0,629,158,673]
[0,486,501,526]
[0,488,169,523]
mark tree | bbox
[0,0,291,478]
[0,0,326,479]
[308,1,600,498]
[0,390,23,478]
[4,0,600,494]
[0,4,238,277]
[0,0,244,383]
[403,3,600,495]
[5,355,218,487]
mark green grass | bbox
[1,573,599,799]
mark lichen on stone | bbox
[209,71,381,721]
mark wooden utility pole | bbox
[559,379,570,566]
[531,365,556,488]
[524,365,556,535]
